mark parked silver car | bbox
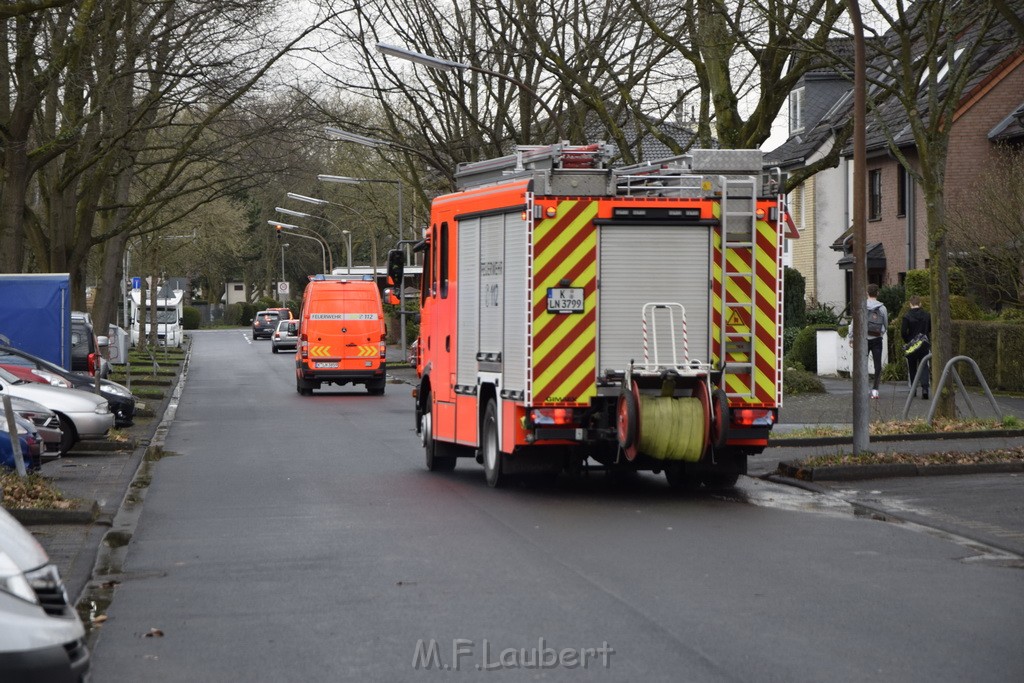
[0,366,113,454]
[0,507,91,679]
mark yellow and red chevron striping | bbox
[531,200,598,406]
[710,217,780,407]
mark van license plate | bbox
[314,361,338,369]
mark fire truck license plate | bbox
[314,361,338,369]
[546,287,584,314]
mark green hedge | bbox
[951,321,1024,391]
[182,306,201,330]
[783,267,806,328]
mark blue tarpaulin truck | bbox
[0,273,73,369]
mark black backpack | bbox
[867,307,885,336]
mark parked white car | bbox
[0,507,91,679]
[0,366,113,454]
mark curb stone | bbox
[776,459,1024,482]
[8,500,100,526]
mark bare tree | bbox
[855,0,1016,417]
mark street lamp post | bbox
[280,243,290,302]
[268,221,330,274]
[375,42,564,142]
[276,206,348,273]
[342,230,352,273]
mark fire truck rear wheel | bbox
[482,399,505,488]
[422,402,456,472]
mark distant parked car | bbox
[271,319,299,353]
[70,311,110,379]
[0,367,113,454]
[0,507,91,679]
[251,310,282,340]
[0,344,135,426]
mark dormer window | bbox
[789,87,805,134]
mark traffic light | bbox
[276,225,282,240]
[386,249,405,286]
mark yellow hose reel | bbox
[617,383,711,462]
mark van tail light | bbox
[300,334,309,359]
[380,343,386,358]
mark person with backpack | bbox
[901,295,931,399]
[866,283,888,399]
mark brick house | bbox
[769,3,1024,309]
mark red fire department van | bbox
[294,275,387,396]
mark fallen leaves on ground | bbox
[0,472,79,510]
[776,417,1020,440]
[802,447,1024,468]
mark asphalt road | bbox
[89,330,1024,682]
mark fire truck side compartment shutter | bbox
[503,212,529,394]
[478,214,505,357]
[457,217,480,387]
[597,224,712,373]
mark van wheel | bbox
[296,380,313,396]
[367,378,386,396]
[421,405,457,472]
[482,399,505,488]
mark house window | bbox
[789,87,805,134]
[869,169,882,220]
[897,167,908,218]
[233,284,243,291]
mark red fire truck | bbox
[398,143,792,489]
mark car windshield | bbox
[0,347,67,376]
[140,308,179,323]
[0,349,35,368]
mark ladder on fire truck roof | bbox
[719,176,759,400]
[454,142,616,189]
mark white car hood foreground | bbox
[1,380,107,412]
[0,508,87,653]
[0,507,48,571]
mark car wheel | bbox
[421,397,456,472]
[56,413,77,456]
[271,345,278,354]
[482,399,505,488]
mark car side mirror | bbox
[97,335,109,348]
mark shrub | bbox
[878,283,905,322]
[787,324,835,373]
[805,302,841,326]
[882,360,907,382]
[182,306,201,330]
[783,267,806,329]
[783,367,826,395]
[904,269,929,297]
[782,327,801,360]
[949,295,984,320]
[1000,307,1024,321]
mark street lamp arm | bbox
[269,222,331,274]
[375,42,564,142]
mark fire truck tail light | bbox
[530,408,575,425]
[731,408,774,427]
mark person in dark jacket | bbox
[901,296,931,399]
